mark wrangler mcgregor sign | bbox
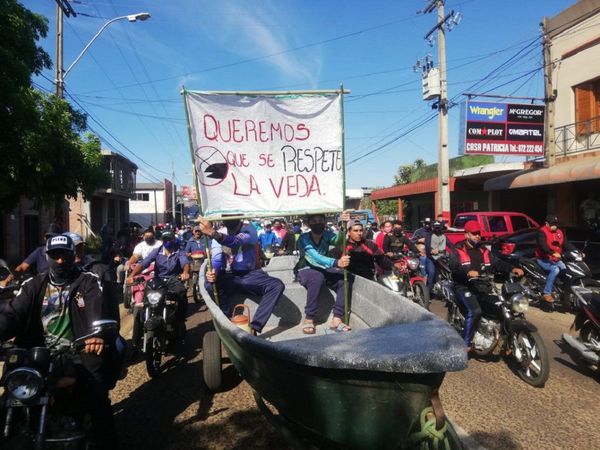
[463,101,545,156]
[183,90,345,219]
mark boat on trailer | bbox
[199,255,468,449]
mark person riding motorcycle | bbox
[0,224,62,287]
[420,220,447,294]
[184,226,208,256]
[127,231,190,354]
[383,220,420,257]
[117,228,162,284]
[534,215,577,304]
[343,220,393,280]
[449,220,524,351]
[0,234,119,447]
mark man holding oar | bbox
[295,210,353,334]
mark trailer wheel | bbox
[202,331,222,392]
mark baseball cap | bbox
[546,215,559,225]
[46,234,75,253]
[160,231,175,240]
[433,220,443,229]
[193,226,202,232]
[63,232,83,247]
[464,220,481,234]
[346,219,363,229]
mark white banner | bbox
[184,91,344,219]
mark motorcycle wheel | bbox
[512,330,550,387]
[446,302,464,335]
[192,273,202,304]
[411,280,430,310]
[202,331,222,392]
[145,336,163,378]
[123,285,132,310]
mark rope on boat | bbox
[408,407,451,450]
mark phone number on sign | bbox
[509,143,543,154]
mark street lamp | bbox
[56,12,151,97]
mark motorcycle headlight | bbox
[511,293,529,314]
[147,291,163,305]
[407,258,419,270]
[5,367,44,402]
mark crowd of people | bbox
[0,211,578,447]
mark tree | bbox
[0,0,109,212]
[393,158,426,185]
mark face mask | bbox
[163,240,176,251]
[467,238,480,248]
[47,254,75,285]
[434,229,442,235]
[310,223,325,235]
[393,229,403,236]
[273,225,281,230]
[144,237,155,245]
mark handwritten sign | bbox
[184,92,344,219]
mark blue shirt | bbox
[297,230,341,270]
[184,238,207,254]
[141,246,190,278]
[258,230,279,250]
[210,225,258,272]
[24,246,49,274]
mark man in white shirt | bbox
[117,228,162,282]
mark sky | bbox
[24,0,574,190]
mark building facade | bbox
[129,180,176,228]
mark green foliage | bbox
[376,199,398,219]
[0,0,110,212]
[393,158,426,185]
[84,234,103,255]
[406,155,494,182]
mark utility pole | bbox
[172,161,177,226]
[436,0,450,222]
[542,18,556,168]
[420,0,460,222]
[55,2,64,97]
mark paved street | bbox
[110,295,599,450]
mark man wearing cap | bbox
[0,224,62,287]
[0,234,119,446]
[418,220,448,294]
[185,226,208,255]
[535,215,576,304]
[343,220,393,280]
[258,221,280,251]
[198,218,284,336]
[449,220,524,351]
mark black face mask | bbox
[144,237,155,245]
[310,223,326,235]
[47,254,76,285]
[393,229,403,236]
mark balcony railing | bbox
[555,115,600,158]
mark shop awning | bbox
[371,177,456,201]
[484,157,600,191]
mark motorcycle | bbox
[0,260,20,306]
[431,251,452,300]
[261,244,279,266]
[0,320,118,449]
[445,274,550,387]
[561,285,600,375]
[380,251,430,310]
[515,247,600,311]
[142,276,186,377]
[189,251,205,304]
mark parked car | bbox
[444,212,539,245]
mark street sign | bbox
[460,101,545,156]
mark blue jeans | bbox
[419,256,436,291]
[536,259,566,294]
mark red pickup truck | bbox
[444,212,539,245]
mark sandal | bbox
[302,322,316,335]
[329,322,352,332]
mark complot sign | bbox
[195,146,229,186]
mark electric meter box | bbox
[422,67,440,100]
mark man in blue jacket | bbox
[198,218,284,336]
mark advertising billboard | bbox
[463,101,545,156]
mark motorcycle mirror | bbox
[73,320,118,345]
